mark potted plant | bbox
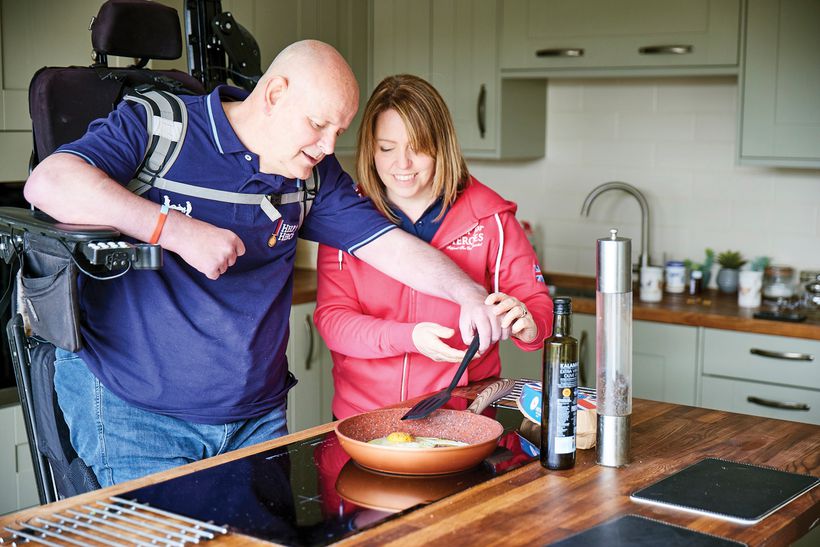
[716,250,747,293]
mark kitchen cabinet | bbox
[574,312,596,388]
[700,328,819,424]
[701,376,820,425]
[502,313,698,405]
[566,315,699,405]
[287,302,333,432]
[0,404,38,516]
[370,0,546,160]
[499,311,595,386]
[738,0,820,168]
[500,0,741,76]
[498,339,540,383]
[632,321,699,406]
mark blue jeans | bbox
[53,348,289,487]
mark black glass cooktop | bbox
[122,404,533,546]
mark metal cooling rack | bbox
[1,496,227,546]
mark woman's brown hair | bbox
[356,74,469,222]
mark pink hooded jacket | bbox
[314,177,553,419]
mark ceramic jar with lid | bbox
[665,261,686,294]
[763,265,795,300]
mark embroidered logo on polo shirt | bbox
[163,195,192,216]
[268,219,299,248]
[446,224,485,251]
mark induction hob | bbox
[121,403,532,546]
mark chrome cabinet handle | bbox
[536,48,584,58]
[638,45,693,55]
[304,314,315,370]
[747,396,810,411]
[750,348,814,361]
[477,84,486,139]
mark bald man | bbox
[24,40,501,486]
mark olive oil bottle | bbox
[540,297,579,470]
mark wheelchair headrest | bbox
[90,0,183,61]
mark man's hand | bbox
[457,291,502,353]
[486,292,537,343]
[161,211,246,280]
[411,322,468,363]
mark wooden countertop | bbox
[293,269,820,340]
[548,273,820,341]
[292,267,318,305]
[2,387,818,546]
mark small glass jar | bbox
[763,265,795,299]
[688,269,703,296]
[665,260,686,294]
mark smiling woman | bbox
[314,73,552,420]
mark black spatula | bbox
[400,335,481,421]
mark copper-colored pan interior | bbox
[335,408,504,475]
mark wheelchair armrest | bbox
[0,206,120,242]
[0,206,161,271]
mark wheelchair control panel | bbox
[82,241,162,270]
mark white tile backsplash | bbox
[618,113,696,142]
[656,77,736,113]
[581,79,656,112]
[468,78,820,275]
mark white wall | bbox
[467,77,820,279]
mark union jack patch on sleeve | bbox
[534,263,545,283]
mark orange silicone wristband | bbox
[149,203,170,244]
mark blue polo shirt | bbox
[390,198,447,243]
[58,86,395,424]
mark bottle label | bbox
[554,361,578,454]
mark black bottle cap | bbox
[553,297,572,315]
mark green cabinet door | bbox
[371,0,545,159]
[0,404,38,515]
[739,0,820,167]
[499,311,595,385]
[573,315,699,404]
[287,302,329,432]
[632,320,698,405]
[502,313,699,405]
[500,0,740,75]
[222,0,369,155]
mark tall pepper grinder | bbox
[596,228,632,467]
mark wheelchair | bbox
[0,0,211,504]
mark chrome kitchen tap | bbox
[580,182,651,270]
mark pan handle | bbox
[467,378,517,415]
